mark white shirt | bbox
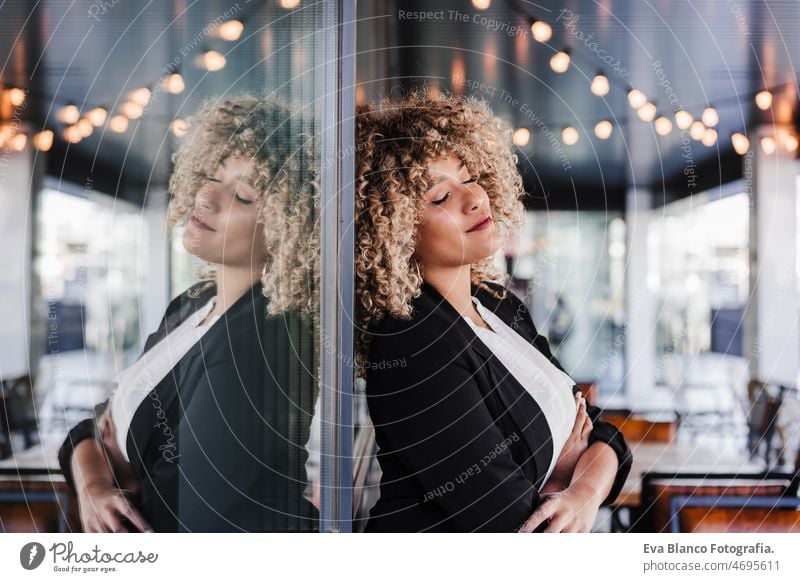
[109,297,220,461]
[462,297,576,489]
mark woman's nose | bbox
[461,183,484,214]
[196,184,217,212]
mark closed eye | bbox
[235,193,254,205]
[432,192,449,206]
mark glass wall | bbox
[511,211,627,398]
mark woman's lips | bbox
[467,216,492,232]
[190,214,215,231]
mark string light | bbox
[11,132,27,151]
[562,126,579,145]
[162,73,185,94]
[590,74,609,97]
[755,90,773,110]
[63,125,82,143]
[530,20,552,43]
[109,114,129,133]
[594,120,613,140]
[279,0,301,9]
[731,132,750,155]
[637,102,657,122]
[550,50,570,73]
[86,107,108,126]
[199,50,226,71]
[701,127,717,146]
[784,133,798,152]
[170,119,189,137]
[129,87,151,106]
[674,109,693,130]
[627,88,647,109]
[8,87,26,106]
[33,130,54,152]
[121,101,144,119]
[760,135,776,154]
[472,0,491,9]
[512,128,530,147]
[58,103,80,125]
[689,121,705,140]
[654,116,673,136]
[217,20,244,41]
[77,118,93,138]
[701,107,718,127]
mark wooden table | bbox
[614,440,766,507]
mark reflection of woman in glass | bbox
[58,95,319,532]
[355,93,632,532]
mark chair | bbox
[0,376,39,459]
[0,468,81,532]
[670,494,800,532]
[601,409,678,443]
[633,469,800,533]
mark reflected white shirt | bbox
[462,296,576,488]
[109,297,219,461]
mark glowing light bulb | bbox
[590,74,609,97]
[33,130,54,152]
[218,20,244,41]
[58,104,80,125]
[594,120,613,140]
[654,116,673,136]
[279,0,301,9]
[86,107,107,126]
[701,127,717,147]
[8,87,26,106]
[129,87,151,106]
[755,90,773,110]
[637,102,657,122]
[731,132,749,155]
[550,51,570,73]
[701,107,718,127]
[674,109,693,130]
[200,50,226,71]
[109,114,129,133]
[77,118,93,137]
[562,126,579,145]
[121,101,144,119]
[760,135,776,154]
[170,119,189,137]
[627,88,647,109]
[63,125,82,143]
[512,128,530,147]
[163,73,185,94]
[689,121,705,140]
[531,20,552,43]
[472,0,491,9]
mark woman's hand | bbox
[542,392,592,492]
[518,482,601,533]
[77,483,153,533]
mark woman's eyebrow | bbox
[431,161,465,185]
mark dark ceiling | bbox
[362,0,800,210]
[1,0,798,210]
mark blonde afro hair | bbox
[168,94,319,317]
[355,91,526,369]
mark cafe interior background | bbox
[1,0,800,533]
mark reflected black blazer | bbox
[58,281,318,532]
[364,281,632,532]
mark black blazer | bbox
[364,281,632,532]
[58,281,319,532]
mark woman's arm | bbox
[70,437,152,533]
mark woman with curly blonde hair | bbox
[356,92,632,532]
[58,95,319,532]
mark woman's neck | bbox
[423,264,483,323]
[210,263,263,316]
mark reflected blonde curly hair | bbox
[168,94,319,317]
[355,91,526,370]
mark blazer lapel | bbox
[419,282,554,486]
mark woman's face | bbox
[182,154,266,268]
[413,153,501,271]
